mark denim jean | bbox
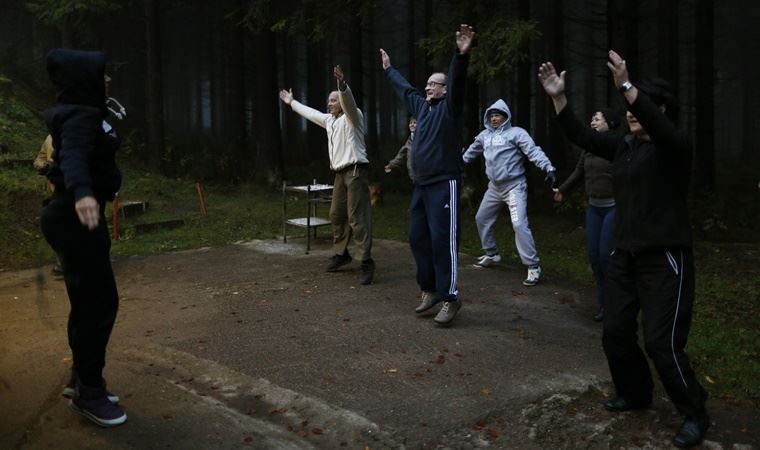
[586,204,616,305]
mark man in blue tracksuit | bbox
[379,24,475,326]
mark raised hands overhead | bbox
[455,24,476,54]
[606,50,629,90]
[334,65,346,90]
[278,88,294,105]
[537,62,566,98]
[379,48,391,70]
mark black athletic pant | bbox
[408,179,460,301]
[603,247,707,417]
[41,192,119,388]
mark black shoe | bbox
[673,415,710,448]
[326,252,352,272]
[360,259,375,285]
[593,306,604,322]
[603,396,651,412]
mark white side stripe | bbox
[665,251,679,275]
[448,180,458,297]
[671,250,688,389]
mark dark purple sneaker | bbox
[70,383,127,427]
[62,368,119,403]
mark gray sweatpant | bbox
[475,180,539,266]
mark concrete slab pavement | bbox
[1,238,757,449]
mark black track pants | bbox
[41,193,119,388]
[602,247,707,417]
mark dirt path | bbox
[1,238,757,449]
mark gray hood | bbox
[483,99,511,131]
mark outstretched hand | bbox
[379,48,391,70]
[334,65,345,90]
[606,50,629,90]
[545,170,557,189]
[537,62,566,98]
[278,88,294,105]
[455,24,475,54]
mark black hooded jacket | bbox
[43,49,121,202]
[555,93,692,251]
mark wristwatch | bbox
[619,81,633,93]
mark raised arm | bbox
[334,65,365,132]
[537,62,568,115]
[538,61,619,160]
[607,50,689,154]
[279,88,328,129]
[380,48,425,115]
[447,24,474,116]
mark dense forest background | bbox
[1,0,758,201]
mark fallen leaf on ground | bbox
[480,388,492,396]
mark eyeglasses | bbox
[426,81,446,87]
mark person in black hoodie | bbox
[538,52,708,448]
[41,49,126,427]
[379,24,475,326]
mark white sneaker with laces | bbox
[523,265,541,286]
[473,254,501,268]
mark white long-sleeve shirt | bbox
[289,84,368,171]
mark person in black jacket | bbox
[380,24,475,326]
[538,52,708,448]
[41,49,126,427]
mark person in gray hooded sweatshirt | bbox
[463,99,556,286]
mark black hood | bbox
[46,48,106,111]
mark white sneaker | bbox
[523,265,541,286]
[474,254,501,268]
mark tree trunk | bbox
[407,1,417,86]
[515,0,531,129]
[535,0,566,171]
[365,3,379,163]
[607,1,638,105]
[657,0,679,96]
[225,2,247,181]
[252,29,283,185]
[694,0,715,193]
[306,39,328,169]
[143,0,166,172]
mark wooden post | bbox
[196,182,208,215]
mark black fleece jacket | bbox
[43,49,121,202]
[384,52,468,186]
[555,93,692,251]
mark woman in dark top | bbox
[553,109,620,322]
[41,49,126,427]
[538,52,708,448]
